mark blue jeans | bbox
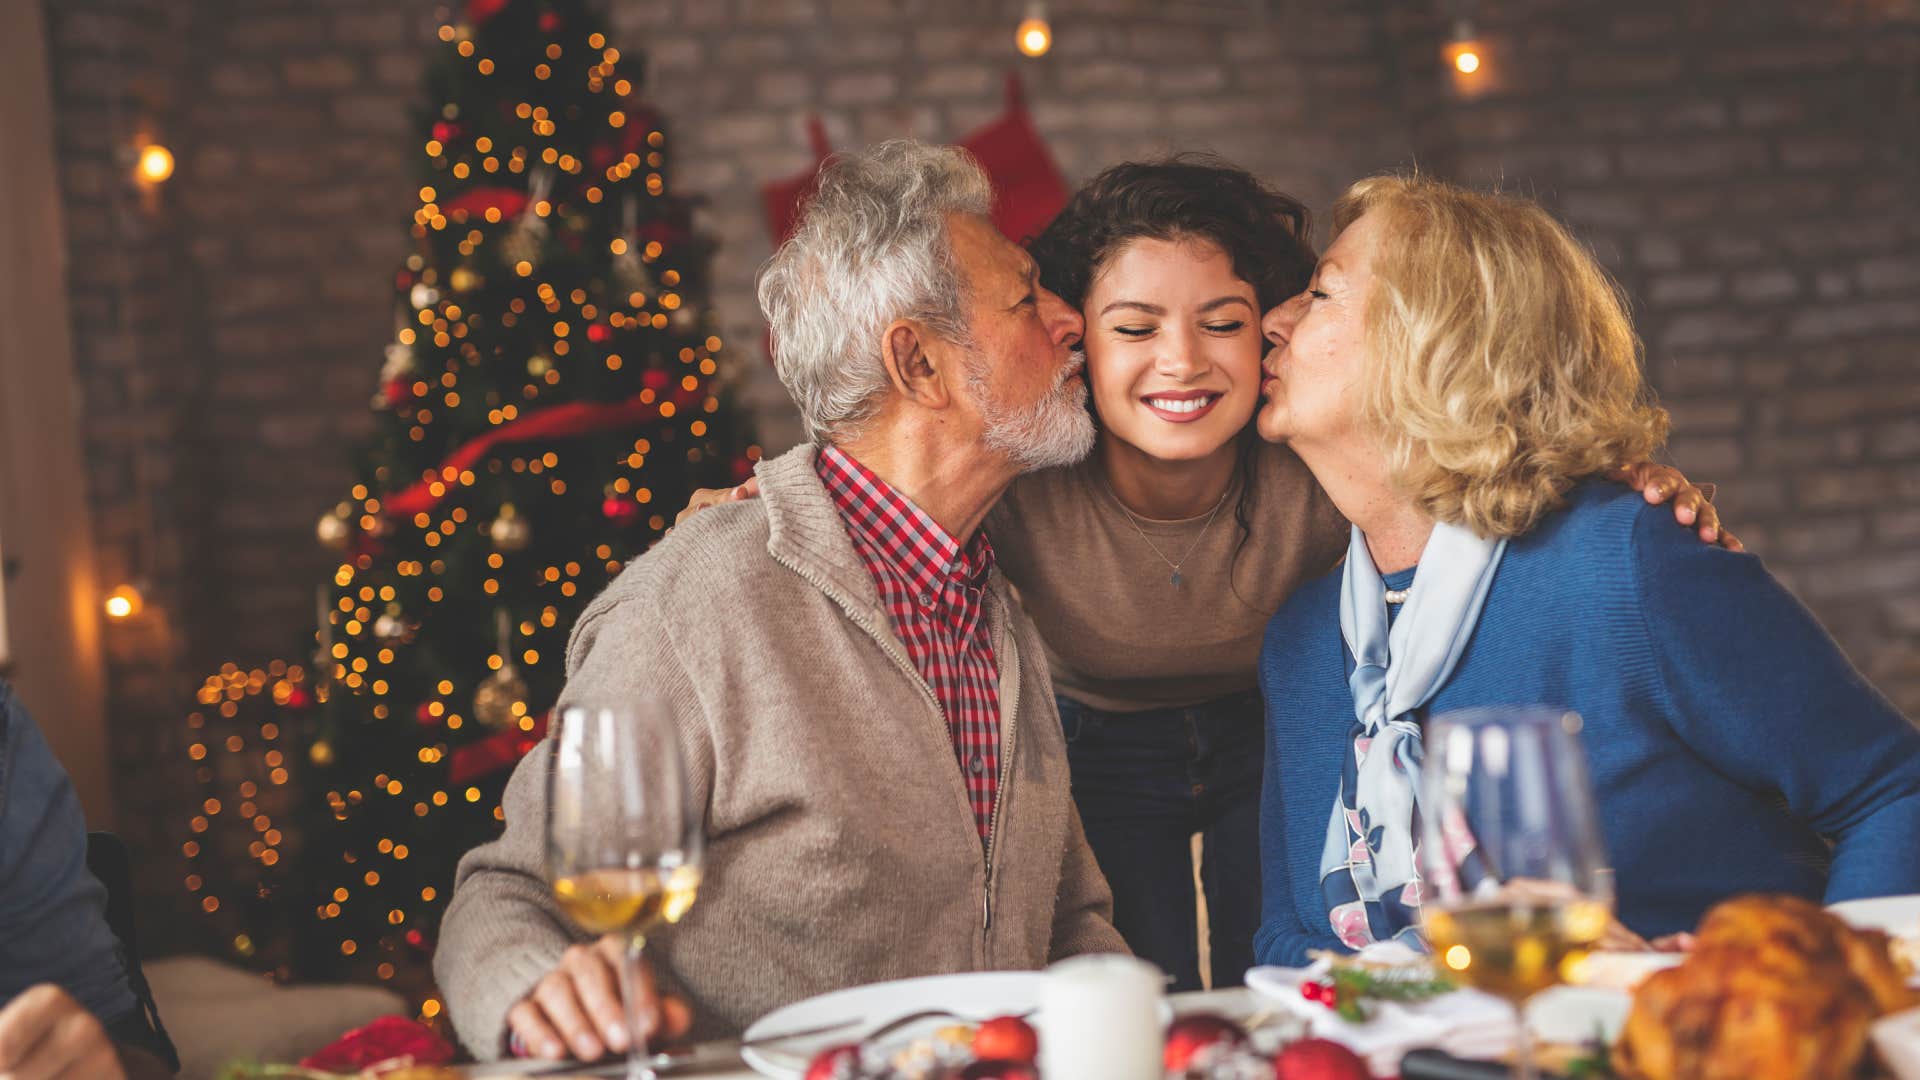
[1056,690,1264,991]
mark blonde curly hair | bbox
[1334,174,1670,538]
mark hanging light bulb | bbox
[135,143,175,185]
[1016,3,1052,58]
[105,584,145,620]
[1446,17,1486,79]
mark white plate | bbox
[1830,894,1920,989]
[740,971,1044,1079]
[1830,894,1920,938]
[1567,950,1682,992]
[1527,985,1633,1044]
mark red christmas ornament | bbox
[642,368,671,393]
[404,928,429,951]
[586,322,611,344]
[301,1016,454,1071]
[956,1063,1038,1080]
[432,120,461,144]
[1273,1037,1371,1080]
[538,9,562,31]
[1163,1013,1247,1074]
[284,685,314,711]
[971,1016,1038,1066]
[383,378,415,408]
[416,702,440,727]
[803,1043,862,1080]
[465,0,509,24]
[603,496,642,525]
[443,185,529,221]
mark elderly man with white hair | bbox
[434,139,1126,1063]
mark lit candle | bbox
[1037,954,1164,1079]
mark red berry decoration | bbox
[803,1043,863,1080]
[1162,1013,1247,1074]
[602,495,642,525]
[586,322,611,344]
[971,1015,1039,1066]
[1273,1037,1371,1080]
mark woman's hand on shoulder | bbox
[1610,462,1744,552]
[674,477,761,526]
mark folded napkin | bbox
[1875,1006,1920,1080]
[1247,944,1519,1078]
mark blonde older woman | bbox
[1251,174,1920,965]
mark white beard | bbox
[968,354,1097,472]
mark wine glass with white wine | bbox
[547,702,703,1080]
[1416,707,1613,1080]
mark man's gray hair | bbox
[756,139,993,445]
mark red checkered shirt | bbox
[816,445,1001,842]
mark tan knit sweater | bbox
[988,441,1349,711]
[434,445,1125,1059]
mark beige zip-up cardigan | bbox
[434,445,1126,1058]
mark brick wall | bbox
[40,0,1920,952]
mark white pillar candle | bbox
[1037,954,1164,1080]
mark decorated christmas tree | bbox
[181,0,756,998]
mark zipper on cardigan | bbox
[768,547,1016,947]
[980,593,1017,938]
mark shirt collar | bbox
[815,444,996,601]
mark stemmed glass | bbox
[547,702,703,1080]
[1415,707,1614,1080]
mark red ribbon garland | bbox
[448,711,549,786]
[383,386,692,518]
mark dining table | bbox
[460,986,1265,1078]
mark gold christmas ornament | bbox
[309,740,335,767]
[474,608,529,730]
[488,503,531,551]
[317,505,353,550]
[449,266,482,292]
[527,354,553,377]
[472,663,529,730]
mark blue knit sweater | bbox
[1255,482,1920,967]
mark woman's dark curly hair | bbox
[1025,156,1317,609]
[1027,155,1317,316]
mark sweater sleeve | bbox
[0,685,141,1034]
[1047,802,1128,960]
[1630,508,1920,902]
[434,580,716,1061]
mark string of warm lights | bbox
[100,10,175,626]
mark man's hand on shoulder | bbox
[674,477,760,527]
[0,983,155,1079]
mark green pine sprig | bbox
[1326,966,1460,1022]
